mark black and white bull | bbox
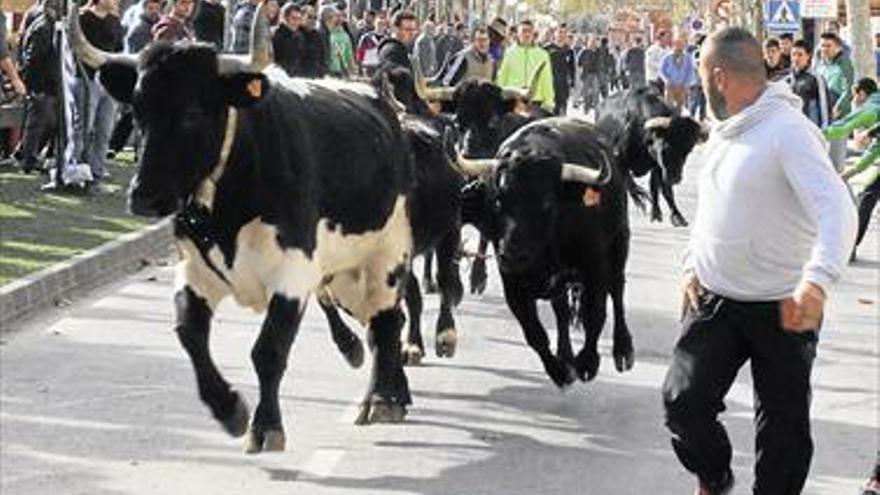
[594,87,707,227]
[69,4,418,452]
[458,117,637,387]
[319,112,465,366]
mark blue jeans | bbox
[65,76,115,181]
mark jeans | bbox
[688,85,706,121]
[663,291,817,494]
[18,93,58,169]
[65,76,115,181]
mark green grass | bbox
[0,154,156,286]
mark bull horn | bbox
[380,72,407,113]
[644,116,672,132]
[249,1,272,70]
[456,154,499,177]
[560,163,602,184]
[525,60,547,101]
[67,4,137,68]
[409,57,454,102]
[217,1,271,74]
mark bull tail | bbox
[625,172,649,212]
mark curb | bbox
[0,218,174,332]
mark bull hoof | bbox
[670,212,688,227]
[424,279,438,294]
[650,209,663,223]
[402,342,425,366]
[435,328,458,358]
[613,336,635,373]
[355,400,407,425]
[545,356,576,389]
[244,428,286,454]
[219,393,250,438]
[343,337,365,369]
[575,349,600,382]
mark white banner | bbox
[801,0,837,19]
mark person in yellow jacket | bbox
[495,19,555,112]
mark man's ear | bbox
[98,61,138,104]
[220,73,268,107]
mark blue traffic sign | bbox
[766,0,801,33]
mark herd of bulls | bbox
[68,5,707,453]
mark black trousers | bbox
[18,93,58,168]
[662,291,817,494]
[855,174,879,248]
[109,105,134,153]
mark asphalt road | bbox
[2,146,878,495]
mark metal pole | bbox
[846,0,876,78]
[53,1,68,188]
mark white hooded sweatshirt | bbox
[686,82,857,301]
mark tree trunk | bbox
[846,0,876,79]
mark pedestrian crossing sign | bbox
[766,0,801,33]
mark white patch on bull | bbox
[307,78,378,99]
[263,65,313,98]
[263,65,378,100]
[175,195,412,323]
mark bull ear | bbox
[98,61,138,104]
[221,73,268,108]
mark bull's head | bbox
[643,115,707,185]
[68,2,271,216]
[458,126,611,274]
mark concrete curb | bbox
[0,218,174,332]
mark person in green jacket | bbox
[495,19,555,112]
[815,32,855,171]
[327,11,354,77]
[823,77,880,261]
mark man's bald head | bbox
[702,27,767,83]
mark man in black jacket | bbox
[273,3,303,76]
[297,5,326,78]
[17,0,59,173]
[544,25,574,115]
[193,0,225,50]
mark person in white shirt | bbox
[662,27,857,495]
[645,29,670,92]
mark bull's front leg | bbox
[318,296,365,368]
[649,170,664,223]
[551,291,575,370]
[661,181,688,227]
[421,250,438,293]
[469,236,490,295]
[175,286,250,438]
[435,227,463,358]
[502,276,574,388]
[574,282,608,382]
[245,294,305,454]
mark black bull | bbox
[68,3,448,452]
[594,87,707,227]
[460,117,636,387]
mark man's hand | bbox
[680,269,703,321]
[841,166,858,181]
[780,281,825,333]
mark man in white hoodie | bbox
[662,28,857,495]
